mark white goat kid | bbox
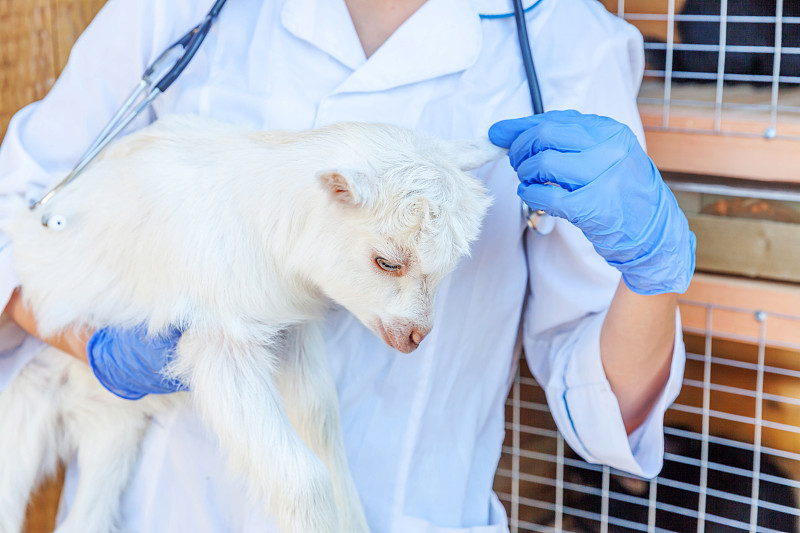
[0,115,498,533]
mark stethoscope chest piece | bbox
[41,213,67,231]
[523,204,555,235]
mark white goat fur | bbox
[0,115,497,533]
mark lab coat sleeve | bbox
[522,14,686,479]
[0,0,194,388]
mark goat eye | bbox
[375,257,401,272]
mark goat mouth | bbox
[374,319,418,354]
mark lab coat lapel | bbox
[281,0,366,70]
[281,0,483,94]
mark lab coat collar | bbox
[281,0,483,93]
[281,0,365,71]
[469,0,544,18]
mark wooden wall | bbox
[2,3,107,533]
[0,0,106,138]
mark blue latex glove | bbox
[489,110,696,295]
[87,325,185,400]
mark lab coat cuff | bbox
[619,308,686,478]
[549,307,685,479]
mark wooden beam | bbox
[680,273,800,349]
[645,129,800,182]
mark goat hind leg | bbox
[54,393,154,533]
[0,350,65,533]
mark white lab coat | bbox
[0,0,686,531]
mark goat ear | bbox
[318,170,360,206]
[443,138,507,171]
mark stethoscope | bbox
[30,0,546,231]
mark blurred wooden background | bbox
[3,2,106,530]
[0,0,106,138]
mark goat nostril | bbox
[410,330,425,346]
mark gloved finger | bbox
[489,115,546,148]
[490,109,619,147]
[502,121,630,171]
[515,149,612,191]
[517,181,572,219]
[506,124,581,170]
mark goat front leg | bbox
[178,329,339,533]
[277,324,369,533]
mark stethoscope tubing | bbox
[30,0,228,215]
[512,0,544,115]
[510,0,549,229]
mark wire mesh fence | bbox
[600,0,800,140]
[494,300,800,532]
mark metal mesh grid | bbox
[494,300,800,532]
[601,0,800,140]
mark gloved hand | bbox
[489,110,695,295]
[87,325,185,400]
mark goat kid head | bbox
[300,123,501,353]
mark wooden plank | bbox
[641,109,800,138]
[689,214,800,283]
[680,273,800,348]
[0,0,57,139]
[683,273,800,318]
[644,129,800,182]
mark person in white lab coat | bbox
[0,0,695,531]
